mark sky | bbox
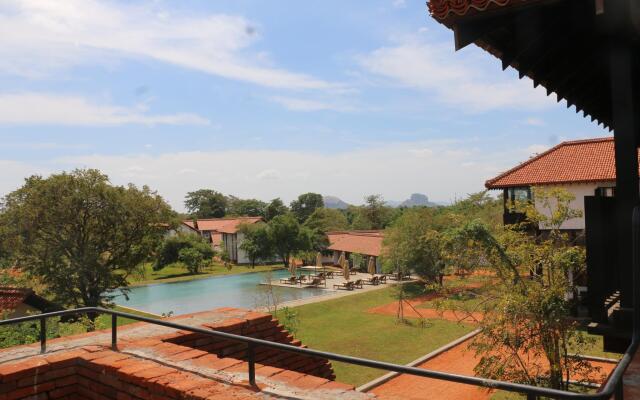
[0,0,609,211]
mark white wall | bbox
[535,183,609,230]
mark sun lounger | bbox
[279,276,296,285]
[333,281,354,291]
[306,277,323,287]
[364,276,379,285]
[377,275,387,284]
[353,279,364,289]
[296,275,308,284]
[326,271,335,279]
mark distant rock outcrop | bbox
[398,193,437,208]
[324,195,350,209]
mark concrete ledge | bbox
[356,328,481,393]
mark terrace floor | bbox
[0,308,372,400]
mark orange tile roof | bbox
[428,0,542,21]
[0,287,31,312]
[183,217,263,234]
[484,137,637,189]
[327,231,384,257]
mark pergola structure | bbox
[427,0,640,351]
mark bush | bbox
[154,234,214,271]
[178,247,206,274]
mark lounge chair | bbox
[333,281,354,291]
[364,276,379,285]
[311,272,325,280]
[326,271,335,279]
[305,277,323,288]
[296,275,308,285]
[377,275,387,284]
[279,276,296,285]
[353,279,364,289]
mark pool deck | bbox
[257,272,414,310]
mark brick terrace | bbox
[0,308,372,400]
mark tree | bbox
[383,208,446,284]
[290,193,324,223]
[264,198,289,221]
[447,191,503,231]
[154,233,214,272]
[0,169,173,312]
[446,188,598,390]
[349,195,394,230]
[303,208,349,233]
[267,214,313,268]
[238,223,273,268]
[178,247,206,274]
[227,197,267,217]
[184,189,227,218]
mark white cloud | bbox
[0,0,335,90]
[0,140,521,211]
[269,96,356,112]
[0,93,209,126]
[359,39,553,112]
[524,117,546,126]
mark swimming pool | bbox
[114,269,327,315]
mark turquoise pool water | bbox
[114,269,327,315]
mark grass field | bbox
[291,283,475,387]
[126,262,284,286]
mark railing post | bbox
[39,317,46,353]
[248,342,256,387]
[111,314,118,350]
[615,380,624,399]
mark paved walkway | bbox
[369,336,618,400]
[257,273,411,311]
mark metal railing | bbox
[0,306,635,400]
[1,205,639,399]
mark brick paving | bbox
[0,308,373,400]
[369,337,618,400]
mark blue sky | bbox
[0,0,608,210]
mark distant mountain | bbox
[386,193,438,208]
[324,195,350,209]
[400,193,435,207]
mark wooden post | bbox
[610,40,640,309]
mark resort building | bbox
[485,137,622,235]
[183,217,263,264]
[0,287,59,318]
[326,231,384,273]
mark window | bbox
[595,186,615,197]
[508,187,531,202]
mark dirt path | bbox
[366,280,486,323]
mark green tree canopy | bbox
[303,207,349,233]
[154,233,214,272]
[382,208,446,283]
[184,189,227,218]
[0,169,173,310]
[227,197,267,217]
[238,222,273,267]
[290,193,324,223]
[349,194,394,230]
[264,198,289,221]
[267,214,314,268]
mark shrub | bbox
[154,234,214,271]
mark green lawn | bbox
[126,262,284,286]
[290,283,475,387]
